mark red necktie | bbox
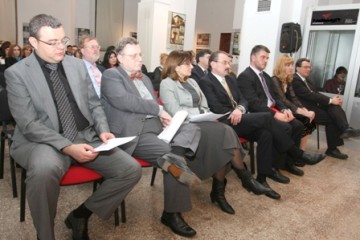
[130,71,143,80]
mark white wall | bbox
[16,0,95,46]
[138,0,197,70]
[123,0,140,37]
[194,0,235,52]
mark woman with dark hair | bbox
[5,44,22,69]
[323,66,348,94]
[160,50,270,215]
[102,50,118,69]
[272,55,316,151]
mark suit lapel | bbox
[25,54,60,130]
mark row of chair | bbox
[1,88,255,226]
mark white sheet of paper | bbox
[158,110,188,143]
[93,136,136,152]
[189,112,227,122]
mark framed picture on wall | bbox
[23,23,30,45]
[75,28,90,45]
[167,11,186,50]
[232,31,240,56]
[196,33,210,48]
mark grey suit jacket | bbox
[160,77,210,117]
[101,66,160,154]
[5,53,109,164]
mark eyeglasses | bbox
[301,66,312,69]
[121,53,142,59]
[84,45,101,50]
[37,37,70,47]
[215,60,231,66]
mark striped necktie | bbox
[46,63,78,141]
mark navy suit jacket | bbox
[191,64,206,83]
[198,72,248,114]
[237,67,286,115]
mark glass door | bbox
[305,30,355,93]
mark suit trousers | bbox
[131,118,201,213]
[304,104,348,149]
[12,132,141,240]
[221,112,274,175]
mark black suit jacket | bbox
[237,67,286,115]
[191,65,206,83]
[292,73,330,109]
[198,72,248,114]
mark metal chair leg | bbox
[250,142,255,174]
[20,168,26,222]
[150,167,157,186]
[10,156,17,198]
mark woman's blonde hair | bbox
[273,54,294,88]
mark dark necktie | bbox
[130,71,143,80]
[303,79,313,92]
[46,63,78,142]
[259,72,275,106]
[204,69,208,75]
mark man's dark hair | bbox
[195,49,212,63]
[335,66,348,75]
[250,45,270,57]
[208,50,229,71]
[295,58,311,68]
[29,14,62,39]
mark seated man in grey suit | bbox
[4,14,142,240]
[101,37,202,238]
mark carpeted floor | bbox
[1,126,359,240]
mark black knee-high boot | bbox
[210,178,235,214]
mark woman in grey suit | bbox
[160,50,270,215]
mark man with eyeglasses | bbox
[293,58,360,159]
[101,37,205,238]
[80,36,104,97]
[4,14,141,240]
[200,50,325,199]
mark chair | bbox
[20,165,122,225]
[0,83,17,198]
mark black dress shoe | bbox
[157,153,201,186]
[266,169,290,184]
[325,148,348,160]
[300,152,326,165]
[161,211,197,237]
[294,160,305,167]
[340,127,360,139]
[285,164,304,176]
[233,168,271,195]
[260,181,281,200]
[65,211,89,240]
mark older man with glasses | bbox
[79,36,104,98]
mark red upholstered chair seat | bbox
[60,165,103,186]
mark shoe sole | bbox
[158,158,201,185]
[325,152,348,160]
